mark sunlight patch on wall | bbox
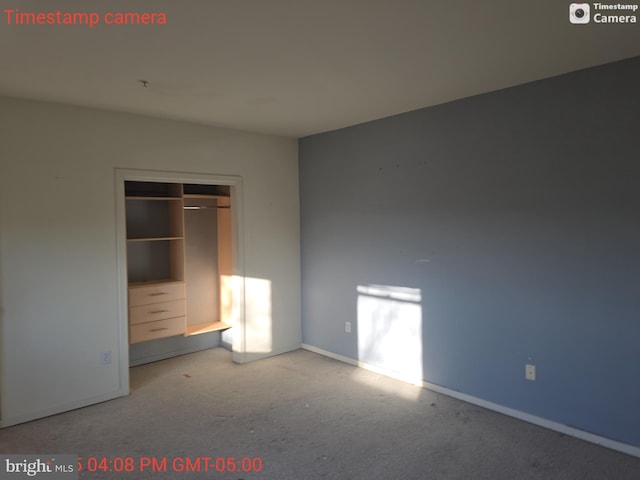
[357,284,423,386]
[220,274,237,349]
[244,276,273,353]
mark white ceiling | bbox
[1,0,638,137]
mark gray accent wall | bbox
[299,57,640,447]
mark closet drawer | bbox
[129,317,185,344]
[129,299,186,326]
[128,282,185,306]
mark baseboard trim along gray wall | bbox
[302,344,640,459]
[299,56,640,450]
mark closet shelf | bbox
[127,236,184,242]
[185,321,232,336]
[128,279,182,288]
[183,194,231,207]
[126,196,183,201]
[183,194,230,198]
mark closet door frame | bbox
[115,168,246,393]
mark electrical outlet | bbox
[101,351,112,365]
[345,322,351,333]
[525,363,536,381]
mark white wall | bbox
[0,96,301,426]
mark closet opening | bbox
[115,171,245,390]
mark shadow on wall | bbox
[356,284,423,386]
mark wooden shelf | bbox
[183,194,229,199]
[183,194,230,207]
[127,236,183,242]
[185,321,231,336]
[126,196,182,201]
[128,279,183,288]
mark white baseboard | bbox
[129,343,217,367]
[301,344,640,459]
[234,343,302,364]
[0,389,127,428]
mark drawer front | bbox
[129,282,185,306]
[129,317,185,344]
[129,299,186,326]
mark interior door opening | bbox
[115,170,245,392]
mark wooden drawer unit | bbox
[128,282,185,307]
[129,317,186,344]
[129,299,186,326]
[128,282,186,343]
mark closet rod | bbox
[183,206,230,210]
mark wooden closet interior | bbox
[125,181,233,345]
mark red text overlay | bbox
[3,9,167,28]
[77,456,264,474]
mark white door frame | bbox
[114,168,247,394]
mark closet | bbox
[125,181,232,345]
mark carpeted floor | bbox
[1,348,639,479]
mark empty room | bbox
[1,1,639,479]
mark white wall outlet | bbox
[345,322,351,333]
[525,363,536,381]
[101,350,112,365]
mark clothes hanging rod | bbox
[183,206,230,210]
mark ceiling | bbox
[1,0,638,137]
